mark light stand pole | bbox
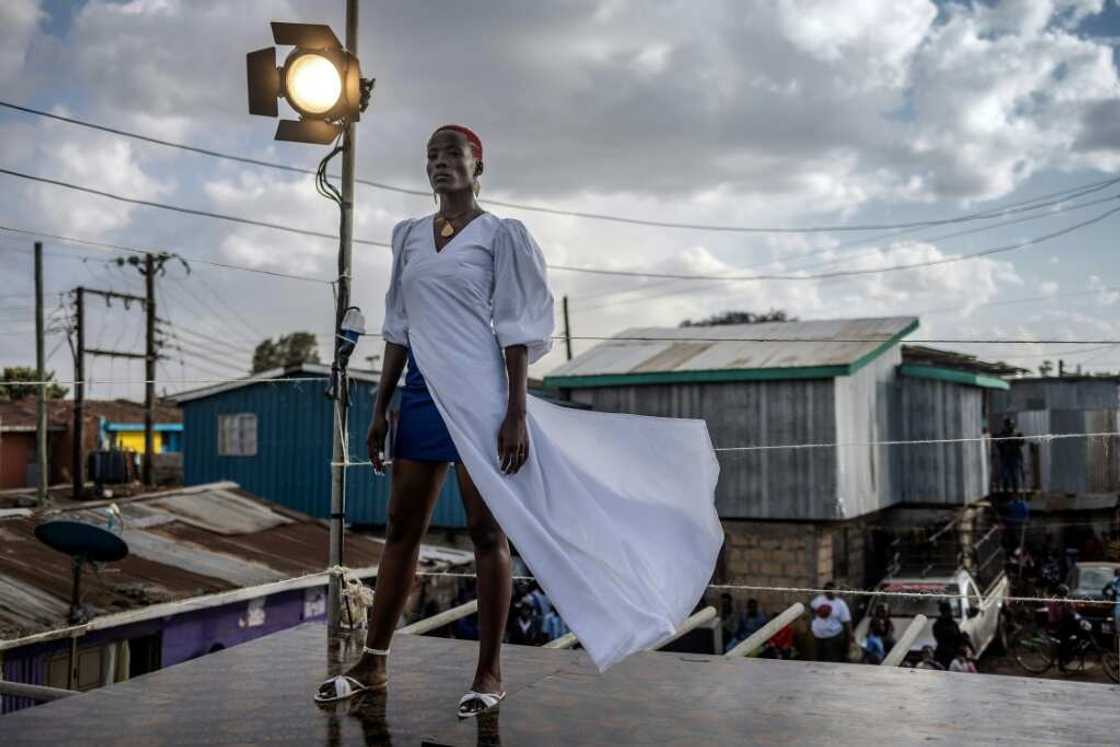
[327,0,360,637]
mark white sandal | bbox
[457,689,506,718]
[313,647,390,704]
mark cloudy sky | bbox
[1,0,1119,400]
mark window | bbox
[217,413,257,456]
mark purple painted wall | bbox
[1,584,329,713]
[161,588,319,666]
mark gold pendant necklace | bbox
[439,219,456,238]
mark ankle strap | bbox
[363,646,390,656]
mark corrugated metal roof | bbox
[168,363,381,403]
[0,482,386,639]
[545,316,918,382]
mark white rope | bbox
[712,431,1120,453]
[330,430,1120,466]
[402,569,1116,607]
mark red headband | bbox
[433,124,483,161]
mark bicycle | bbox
[1011,617,1119,682]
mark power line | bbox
[0,167,390,248]
[5,166,1118,285]
[8,99,1118,235]
[553,203,1120,282]
[0,225,333,284]
[360,331,1120,345]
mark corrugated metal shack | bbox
[989,376,1120,496]
[897,345,1016,505]
[545,317,924,521]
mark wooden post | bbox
[34,242,48,504]
[562,295,572,361]
[72,287,84,500]
[543,631,578,649]
[652,606,718,650]
[143,253,155,486]
[724,603,805,658]
[881,614,928,667]
[398,599,478,636]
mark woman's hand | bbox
[367,410,389,475]
[497,409,529,474]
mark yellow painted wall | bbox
[116,431,163,453]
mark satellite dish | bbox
[35,519,130,623]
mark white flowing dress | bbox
[382,213,723,671]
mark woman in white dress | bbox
[316,125,724,716]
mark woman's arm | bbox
[368,341,408,473]
[498,344,529,474]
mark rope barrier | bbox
[326,566,1119,608]
[330,430,1120,466]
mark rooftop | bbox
[1,621,1114,745]
[0,397,181,431]
[168,363,379,404]
[0,482,389,640]
[543,316,918,387]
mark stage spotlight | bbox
[247,22,373,145]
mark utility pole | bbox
[327,0,359,636]
[143,253,156,485]
[69,286,148,500]
[72,287,84,500]
[34,242,48,505]
[562,295,573,361]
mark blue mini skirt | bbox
[393,347,461,462]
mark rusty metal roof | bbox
[0,482,387,639]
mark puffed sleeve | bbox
[381,219,412,347]
[492,218,555,364]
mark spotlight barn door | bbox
[246,47,279,116]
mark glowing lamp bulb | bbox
[285,54,342,114]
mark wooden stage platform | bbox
[2,621,1118,745]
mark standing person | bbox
[508,599,542,646]
[932,601,962,670]
[810,583,852,663]
[742,598,769,638]
[316,126,723,715]
[996,418,1025,493]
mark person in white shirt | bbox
[810,582,852,662]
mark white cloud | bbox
[0,0,43,85]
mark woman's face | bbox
[427,129,481,195]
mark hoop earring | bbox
[473,181,481,198]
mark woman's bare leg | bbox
[345,457,449,685]
[456,462,511,697]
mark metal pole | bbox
[34,242,48,504]
[562,295,572,361]
[143,254,155,485]
[327,0,359,637]
[72,287,84,500]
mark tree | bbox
[0,367,68,400]
[251,332,321,373]
[1038,360,1054,377]
[679,309,797,327]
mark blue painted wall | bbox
[180,374,466,527]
